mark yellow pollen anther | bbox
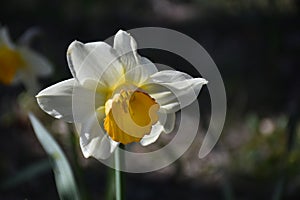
[103,90,160,144]
[0,45,26,84]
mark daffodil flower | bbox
[36,30,207,159]
[0,26,52,92]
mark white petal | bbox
[113,30,158,85]
[99,135,119,159]
[143,70,207,113]
[140,123,164,146]
[0,26,14,48]
[125,57,158,85]
[67,40,124,88]
[18,47,53,77]
[79,108,118,160]
[158,110,176,134]
[36,79,75,122]
[15,69,40,95]
[36,78,105,122]
[113,30,138,70]
[140,110,176,146]
[17,27,40,46]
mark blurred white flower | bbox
[36,30,207,159]
[0,26,53,93]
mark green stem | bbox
[114,144,125,200]
[104,167,115,200]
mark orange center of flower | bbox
[0,45,25,84]
[103,90,159,144]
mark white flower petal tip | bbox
[114,29,137,53]
[144,70,208,113]
[35,78,75,98]
[0,26,13,48]
[66,39,124,87]
[67,40,81,55]
[200,78,208,84]
[115,30,135,43]
[36,79,76,122]
[116,29,131,37]
[18,27,41,46]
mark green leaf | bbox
[28,113,80,200]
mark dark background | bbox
[1,0,300,199]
